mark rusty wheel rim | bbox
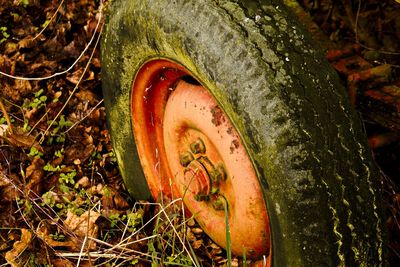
[131,59,271,260]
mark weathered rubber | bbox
[101,0,386,265]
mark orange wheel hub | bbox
[131,59,271,260]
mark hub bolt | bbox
[194,194,210,202]
[180,152,194,167]
[190,138,206,154]
[210,164,227,182]
[212,195,227,211]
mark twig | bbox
[354,0,361,44]
[32,0,66,41]
[0,98,13,134]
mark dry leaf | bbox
[5,229,33,267]
[64,143,94,164]
[0,124,8,136]
[0,173,20,201]
[101,188,130,210]
[26,157,45,195]
[0,171,10,187]
[64,210,100,250]
[2,127,43,152]
[113,191,130,210]
[66,69,83,85]
[76,89,98,105]
[36,223,77,250]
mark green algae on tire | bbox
[101,0,386,265]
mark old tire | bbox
[101,0,385,266]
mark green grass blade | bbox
[224,198,232,267]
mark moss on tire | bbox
[101,0,386,265]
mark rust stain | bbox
[230,139,240,154]
[227,127,233,135]
[210,106,225,126]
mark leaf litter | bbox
[0,0,230,266]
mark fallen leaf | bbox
[14,80,32,97]
[0,122,9,135]
[36,222,81,253]
[76,89,98,105]
[2,127,43,152]
[64,210,100,250]
[66,68,83,85]
[0,172,21,201]
[26,157,45,195]
[64,143,94,164]
[5,229,33,267]
[101,188,130,210]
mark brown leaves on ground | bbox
[0,0,116,265]
[25,156,45,195]
[5,229,33,267]
[64,210,101,250]
[1,126,43,152]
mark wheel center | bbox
[184,160,211,200]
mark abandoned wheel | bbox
[130,59,270,258]
[101,0,385,265]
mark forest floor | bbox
[0,0,399,266]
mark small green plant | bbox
[49,115,73,143]
[49,231,65,241]
[23,89,47,109]
[0,26,10,44]
[52,115,73,131]
[23,119,31,131]
[54,148,64,157]
[43,163,61,172]
[28,146,43,158]
[126,210,143,232]
[42,20,50,28]
[109,213,121,228]
[41,191,57,207]
[108,151,117,162]
[108,210,143,232]
[59,170,76,185]
[0,115,15,124]
[19,0,29,7]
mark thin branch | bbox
[0,98,13,134]
[32,0,66,41]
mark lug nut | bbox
[190,138,206,154]
[210,186,219,195]
[210,164,227,182]
[180,152,194,167]
[212,195,227,211]
[194,194,210,202]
